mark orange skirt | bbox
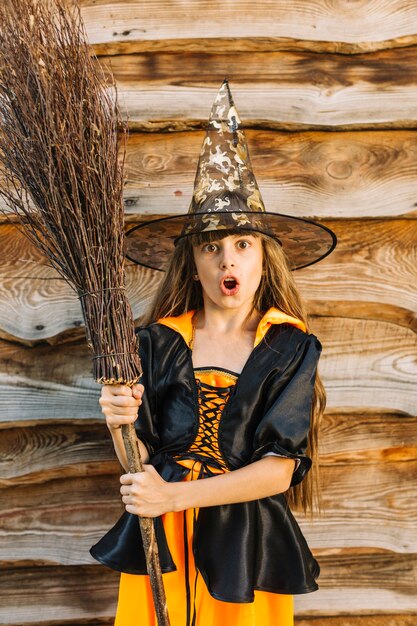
[114,460,294,626]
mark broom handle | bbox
[121,422,171,626]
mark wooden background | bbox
[1,1,417,624]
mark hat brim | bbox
[125,211,337,272]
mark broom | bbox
[0,1,170,624]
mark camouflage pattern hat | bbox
[126,79,336,271]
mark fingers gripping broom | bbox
[0,1,170,623]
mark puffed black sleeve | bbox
[133,326,160,457]
[251,333,322,486]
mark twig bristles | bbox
[0,0,140,385]
[0,3,171,624]
[80,289,142,384]
[0,0,124,289]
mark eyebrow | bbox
[215,235,254,243]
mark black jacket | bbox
[90,321,322,601]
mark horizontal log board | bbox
[0,554,416,623]
[295,551,417,613]
[297,460,417,551]
[79,0,417,50]
[90,48,417,130]
[297,219,417,322]
[0,339,101,422]
[1,412,415,485]
[0,422,117,486]
[0,615,414,626]
[295,617,417,626]
[0,224,159,342]
[4,622,114,626]
[1,462,416,563]
[120,129,417,219]
[2,622,111,626]
[308,302,417,336]
[0,219,416,342]
[0,565,119,624]
[318,412,417,465]
[0,316,415,421]
[315,317,417,416]
[1,414,416,555]
[1,474,123,565]
[0,617,412,626]
[122,129,417,219]
[4,129,417,219]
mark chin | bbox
[219,296,247,309]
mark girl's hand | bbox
[120,466,175,518]
[99,383,144,432]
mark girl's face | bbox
[192,234,263,312]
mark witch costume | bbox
[90,80,337,625]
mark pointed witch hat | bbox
[126,79,336,271]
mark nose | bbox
[219,244,236,269]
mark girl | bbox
[90,80,336,626]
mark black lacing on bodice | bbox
[186,379,232,471]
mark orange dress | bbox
[114,313,299,626]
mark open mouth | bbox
[224,278,237,290]
[220,276,240,295]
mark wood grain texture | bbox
[298,219,417,318]
[295,617,417,626]
[0,565,119,625]
[88,47,417,130]
[2,412,415,484]
[1,457,416,563]
[1,474,122,565]
[93,36,417,57]
[315,317,417,416]
[0,422,117,486]
[120,130,417,219]
[2,621,111,626]
[0,315,415,422]
[4,129,417,218]
[0,553,416,623]
[2,617,414,626]
[2,414,415,564]
[1,613,415,626]
[295,550,417,614]
[0,339,101,422]
[318,412,417,465]
[308,301,417,335]
[79,0,417,50]
[297,460,417,552]
[0,218,416,342]
[0,224,159,342]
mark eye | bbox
[237,239,251,249]
[202,243,218,253]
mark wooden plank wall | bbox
[1,1,417,624]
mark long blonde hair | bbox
[142,228,325,516]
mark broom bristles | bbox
[0,0,141,384]
[0,6,173,624]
